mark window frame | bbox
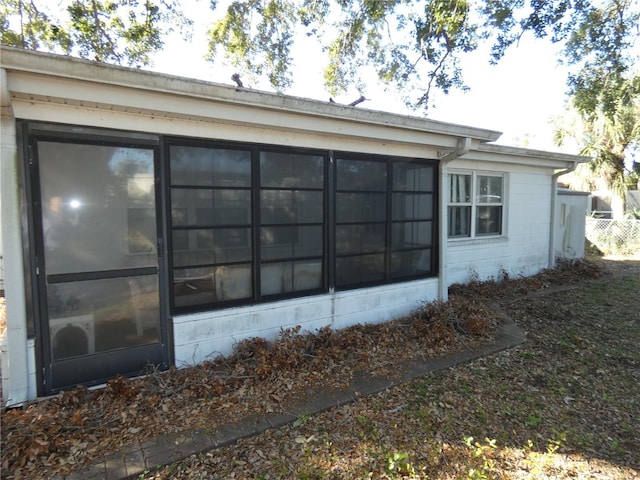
[258,149,327,299]
[334,152,438,290]
[167,139,330,313]
[447,171,505,239]
[167,139,439,313]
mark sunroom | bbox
[0,46,585,404]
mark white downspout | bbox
[1,68,30,405]
[438,137,472,300]
[549,162,579,267]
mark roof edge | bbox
[0,46,502,143]
[478,142,589,164]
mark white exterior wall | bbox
[1,68,33,406]
[174,278,439,365]
[446,161,555,286]
[0,47,587,401]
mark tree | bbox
[1,0,192,67]
[554,81,639,218]
[205,1,640,112]
[550,0,640,217]
[206,0,480,109]
[4,1,638,113]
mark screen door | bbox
[33,138,167,392]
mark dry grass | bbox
[139,258,640,479]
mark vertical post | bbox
[549,162,578,268]
[438,137,471,301]
[438,161,449,301]
[1,68,30,405]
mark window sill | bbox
[447,235,508,247]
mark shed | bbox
[1,47,587,404]
[555,188,589,259]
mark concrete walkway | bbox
[57,322,526,480]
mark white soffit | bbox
[1,46,501,151]
[469,143,589,169]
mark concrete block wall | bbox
[446,170,553,286]
[173,277,439,366]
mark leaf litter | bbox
[2,257,639,479]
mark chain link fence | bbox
[585,217,640,256]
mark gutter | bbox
[438,137,472,300]
[549,161,580,267]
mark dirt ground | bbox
[1,255,639,479]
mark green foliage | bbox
[385,451,415,476]
[551,2,639,202]
[207,0,301,90]
[1,0,192,67]
[464,436,497,479]
[206,0,639,114]
[554,79,639,203]
[293,411,311,428]
[525,413,542,428]
[3,0,639,116]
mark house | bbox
[0,46,587,405]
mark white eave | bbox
[0,46,500,151]
[1,46,590,169]
[470,143,588,169]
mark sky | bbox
[150,1,576,154]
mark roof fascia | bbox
[1,47,502,149]
[465,143,589,169]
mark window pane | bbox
[336,192,386,223]
[392,193,433,220]
[476,206,502,235]
[214,264,253,301]
[260,190,323,224]
[391,249,432,278]
[49,275,159,360]
[260,225,323,259]
[260,151,324,188]
[336,254,385,286]
[39,143,157,275]
[448,206,471,237]
[170,146,251,187]
[127,208,157,254]
[336,224,386,255]
[293,260,323,291]
[260,262,292,296]
[173,267,216,308]
[477,176,502,203]
[336,159,387,191]
[172,228,252,267]
[449,174,471,203]
[392,221,432,249]
[393,163,434,191]
[171,189,251,226]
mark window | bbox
[390,163,434,279]
[170,145,253,308]
[335,156,436,288]
[259,151,325,296]
[448,173,503,238]
[169,141,437,312]
[335,158,388,287]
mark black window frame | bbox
[167,139,330,314]
[333,152,438,290]
[163,137,441,315]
